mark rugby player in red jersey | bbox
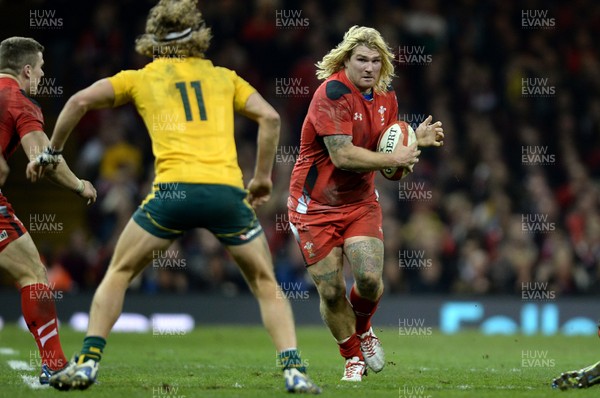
[0,36,96,384]
[288,26,444,381]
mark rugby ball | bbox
[376,121,417,180]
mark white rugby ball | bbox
[376,121,417,180]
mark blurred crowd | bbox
[2,0,600,297]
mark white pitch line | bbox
[21,375,48,389]
[7,360,34,371]
[0,347,18,355]
[3,347,48,389]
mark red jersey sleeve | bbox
[14,98,44,138]
[313,81,354,138]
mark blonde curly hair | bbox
[316,26,395,94]
[135,0,212,58]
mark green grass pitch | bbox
[0,324,598,397]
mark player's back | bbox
[109,58,256,188]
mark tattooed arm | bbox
[323,134,420,172]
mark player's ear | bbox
[23,64,32,79]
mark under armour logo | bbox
[354,113,363,121]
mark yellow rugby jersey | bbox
[108,58,256,188]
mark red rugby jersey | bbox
[288,69,398,213]
[0,77,44,159]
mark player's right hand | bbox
[392,141,420,168]
[247,177,272,209]
[78,179,97,205]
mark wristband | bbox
[46,147,63,156]
[75,179,85,194]
[36,146,63,166]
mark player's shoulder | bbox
[0,78,41,109]
[109,68,140,81]
[212,63,231,73]
[379,84,397,101]
[383,83,396,95]
[325,79,352,100]
[16,89,41,110]
[212,64,246,83]
[314,77,352,102]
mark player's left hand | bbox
[415,115,444,147]
[247,177,272,209]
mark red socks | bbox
[337,286,382,360]
[21,284,67,370]
[350,285,381,336]
[338,333,363,360]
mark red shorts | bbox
[288,200,383,266]
[0,193,27,253]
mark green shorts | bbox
[133,183,263,245]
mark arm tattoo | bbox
[323,135,352,155]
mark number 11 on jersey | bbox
[175,81,207,121]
